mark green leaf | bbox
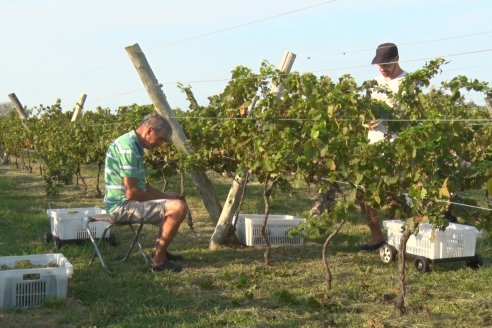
[383,175,399,185]
[320,145,329,157]
[304,142,315,158]
[294,172,303,188]
[263,159,273,172]
[420,187,428,200]
[326,159,336,171]
[417,92,427,107]
[406,218,416,232]
[310,129,320,140]
[327,105,334,118]
[439,178,451,199]
[487,177,492,196]
[354,172,363,185]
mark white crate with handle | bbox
[235,214,305,246]
[380,219,483,272]
[46,207,114,247]
[0,253,73,308]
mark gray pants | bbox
[109,199,167,226]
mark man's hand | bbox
[363,120,381,129]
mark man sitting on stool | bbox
[104,113,188,272]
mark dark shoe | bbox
[151,259,182,273]
[359,240,386,251]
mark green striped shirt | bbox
[104,130,146,212]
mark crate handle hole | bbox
[23,273,40,281]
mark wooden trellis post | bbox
[125,43,222,223]
[8,93,32,171]
[271,51,297,97]
[8,93,29,132]
[209,51,297,249]
[485,97,492,118]
[71,93,87,122]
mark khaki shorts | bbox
[109,199,167,226]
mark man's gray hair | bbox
[141,113,172,136]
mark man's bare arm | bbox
[123,177,181,201]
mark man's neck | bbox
[386,65,403,80]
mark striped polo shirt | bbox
[104,130,146,212]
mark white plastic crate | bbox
[46,207,111,241]
[383,220,481,260]
[0,253,73,308]
[235,214,305,246]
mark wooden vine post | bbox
[209,172,249,250]
[8,93,29,132]
[271,51,296,97]
[71,93,88,189]
[71,93,87,122]
[209,51,296,250]
[485,97,492,118]
[125,43,222,223]
[8,93,32,171]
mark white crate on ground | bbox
[46,207,111,241]
[0,253,73,308]
[235,214,306,246]
[383,219,481,260]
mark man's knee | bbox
[175,199,189,218]
[165,199,188,221]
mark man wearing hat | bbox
[367,42,408,143]
[360,42,407,251]
[372,42,407,104]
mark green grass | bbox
[0,164,491,328]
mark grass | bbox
[0,164,491,328]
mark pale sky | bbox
[1,0,491,112]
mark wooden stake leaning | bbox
[8,93,30,132]
[71,93,87,122]
[125,43,222,223]
[209,51,297,249]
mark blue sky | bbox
[1,0,491,112]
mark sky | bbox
[1,0,491,113]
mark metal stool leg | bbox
[112,221,150,268]
[84,217,113,274]
[85,216,151,274]
[90,224,112,263]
